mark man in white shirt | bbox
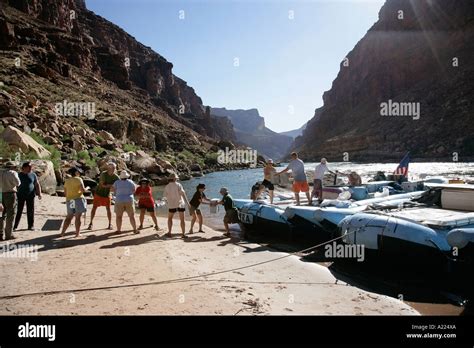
[312,158,336,203]
[163,173,190,239]
[0,161,21,241]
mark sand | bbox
[0,194,418,315]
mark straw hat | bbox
[120,170,130,179]
[4,161,18,168]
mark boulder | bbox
[189,163,202,172]
[97,156,127,171]
[77,127,87,138]
[30,160,57,194]
[101,140,116,150]
[97,130,115,142]
[0,126,51,158]
[127,121,155,149]
[155,157,175,171]
[54,168,64,185]
[130,151,164,174]
[85,166,100,179]
[179,173,192,181]
[0,17,15,48]
[71,134,85,151]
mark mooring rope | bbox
[0,230,357,300]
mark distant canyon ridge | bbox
[211,107,294,160]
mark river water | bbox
[152,161,474,231]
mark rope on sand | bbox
[0,231,356,300]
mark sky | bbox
[86,0,385,132]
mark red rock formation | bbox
[0,0,236,158]
[294,0,474,161]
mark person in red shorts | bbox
[88,162,119,230]
[275,152,310,206]
[135,178,161,231]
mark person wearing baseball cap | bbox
[216,187,238,237]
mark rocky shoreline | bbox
[0,124,265,195]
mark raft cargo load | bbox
[337,184,474,273]
[233,191,425,243]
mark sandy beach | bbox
[0,194,419,315]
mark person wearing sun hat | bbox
[0,161,21,241]
[163,172,190,239]
[111,170,138,235]
[135,177,161,231]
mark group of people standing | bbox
[2,153,363,241]
[1,159,240,241]
[60,162,238,238]
[0,161,42,241]
[253,152,362,206]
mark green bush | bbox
[204,152,219,166]
[0,138,12,160]
[0,83,10,92]
[123,143,139,152]
[91,146,106,154]
[77,150,91,160]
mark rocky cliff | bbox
[211,107,293,160]
[294,0,474,161]
[0,0,238,178]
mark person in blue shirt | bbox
[111,170,138,235]
[14,162,42,231]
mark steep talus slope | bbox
[0,0,235,165]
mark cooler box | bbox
[441,189,474,212]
